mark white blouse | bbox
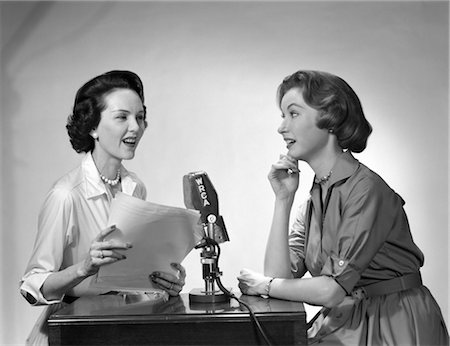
[19,152,147,305]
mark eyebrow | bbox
[287,102,305,109]
[111,109,145,114]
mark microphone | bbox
[183,171,229,243]
[183,171,231,304]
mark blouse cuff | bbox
[20,272,64,306]
[320,254,361,294]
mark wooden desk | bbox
[48,292,307,345]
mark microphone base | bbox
[188,287,230,304]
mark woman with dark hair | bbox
[20,70,186,344]
[238,70,448,345]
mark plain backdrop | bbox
[1,1,448,344]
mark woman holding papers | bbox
[237,70,448,345]
[20,70,186,344]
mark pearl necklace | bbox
[100,170,121,186]
[314,170,332,185]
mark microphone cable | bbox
[208,239,273,346]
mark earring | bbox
[92,132,99,140]
[328,129,334,133]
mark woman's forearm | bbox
[264,197,295,278]
[41,262,89,301]
[269,275,346,307]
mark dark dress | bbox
[289,151,449,345]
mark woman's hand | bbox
[150,263,186,297]
[237,268,273,296]
[79,225,132,277]
[268,154,300,200]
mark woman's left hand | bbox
[237,268,272,296]
[149,263,186,296]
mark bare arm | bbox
[264,197,295,278]
[269,276,346,307]
[264,155,299,278]
[238,269,346,307]
[41,262,92,301]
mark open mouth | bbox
[284,138,296,147]
[123,137,137,146]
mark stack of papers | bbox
[93,192,203,292]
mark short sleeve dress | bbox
[289,151,449,345]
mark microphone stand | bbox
[189,214,230,304]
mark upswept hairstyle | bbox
[66,70,147,153]
[277,70,372,153]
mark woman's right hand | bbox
[79,225,132,277]
[268,154,300,200]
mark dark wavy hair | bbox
[277,70,372,153]
[66,70,147,153]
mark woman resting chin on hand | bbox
[238,70,449,345]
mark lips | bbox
[123,137,137,146]
[284,138,296,148]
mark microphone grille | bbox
[182,174,196,210]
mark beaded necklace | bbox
[314,170,332,185]
[100,170,121,186]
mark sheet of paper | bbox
[93,192,203,292]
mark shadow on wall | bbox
[2,3,55,342]
[1,1,114,342]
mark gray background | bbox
[1,1,448,344]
